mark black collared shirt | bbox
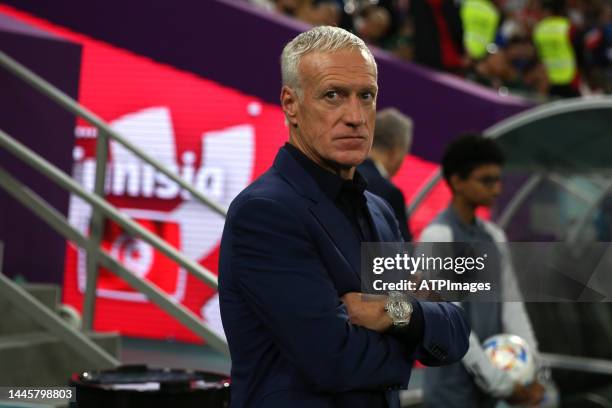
[284,143,375,242]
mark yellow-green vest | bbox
[533,16,576,85]
[461,0,500,59]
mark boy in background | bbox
[420,134,545,407]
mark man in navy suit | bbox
[358,108,413,242]
[219,26,470,407]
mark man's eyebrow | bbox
[320,83,378,93]
[362,85,378,93]
[320,83,349,91]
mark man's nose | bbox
[343,95,366,128]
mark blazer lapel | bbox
[274,147,382,280]
[309,200,361,280]
[366,196,386,242]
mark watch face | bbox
[389,300,412,321]
[386,292,412,325]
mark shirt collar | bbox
[283,143,368,202]
[446,205,486,235]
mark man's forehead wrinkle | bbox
[298,51,377,89]
[317,77,378,94]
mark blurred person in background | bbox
[466,47,518,89]
[248,0,612,94]
[354,4,393,46]
[461,0,501,61]
[503,33,551,94]
[295,0,344,26]
[462,0,553,96]
[315,0,343,26]
[575,0,612,92]
[381,17,416,61]
[600,0,612,92]
[533,0,582,97]
[499,20,551,95]
[358,108,413,242]
[255,0,342,26]
[466,28,551,96]
[411,0,466,72]
[420,134,546,408]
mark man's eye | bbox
[324,91,338,99]
[361,92,374,101]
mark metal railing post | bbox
[82,129,109,331]
[0,164,229,356]
[407,170,442,216]
[0,128,219,288]
[0,50,227,218]
[497,174,543,229]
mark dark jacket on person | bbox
[218,146,470,407]
[411,0,464,71]
[358,158,412,242]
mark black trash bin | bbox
[70,365,230,408]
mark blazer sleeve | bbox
[369,200,471,367]
[416,301,471,366]
[226,196,414,393]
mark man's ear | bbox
[280,86,299,128]
[450,174,463,193]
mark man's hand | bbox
[341,292,392,332]
[505,382,545,407]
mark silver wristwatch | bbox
[385,291,413,327]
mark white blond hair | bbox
[280,26,377,93]
[373,108,413,152]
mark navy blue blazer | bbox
[219,148,469,407]
[358,158,412,242]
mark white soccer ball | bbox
[482,334,536,385]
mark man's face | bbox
[452,164,503,207]
[282,49,378,175]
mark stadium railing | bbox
[0,49,229,356]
